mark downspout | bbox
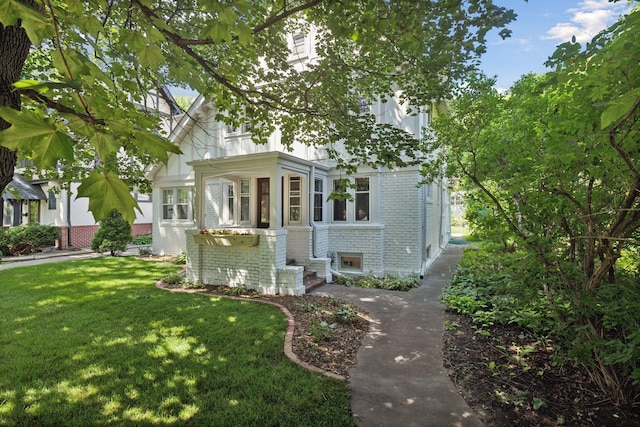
[66,191,72,247]
[309,166,316,258]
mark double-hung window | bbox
[240,179,250,223]
[292,33,306,56]
[332,176,372,223]
[355,177,370,221]
[289,176,301,223]
[162,188,191,220]
[333,179,347,222]
[313,178,323,222]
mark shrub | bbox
[174,252,186,265]
[131,234,152,245]
[0,224,61,256]
[161,272,184,285]
[0,228,9,256]
[335,273,419,291]
[91,209,132,256]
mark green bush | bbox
[91,209,132,256]
[335,273,419,291]
[0,224,61,256]
[161,272,184,285]
[174,252,186,265]
[131,234,152,245]
[0,228,9,256]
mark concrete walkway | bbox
[314,244,482,427]
[0,246,141,270]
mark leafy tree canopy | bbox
[426,4,640,404]
[0,0,515,222]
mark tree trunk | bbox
[0,20,33,192]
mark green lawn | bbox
[0,257,353,426]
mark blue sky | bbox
[480,0,632,91]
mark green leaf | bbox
[51,49,114,89]
[90,132,120,161]
[0,0,52,43]
[0,107,73,168]
[13,79,82,91]
[137,44,165,68]
[76,172,141,223]
[20,11,53,44]
[601,88,640,129]
[134,131,182,164]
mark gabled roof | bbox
[2,174,47,200]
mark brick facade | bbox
[57,223,152,249]
[186,229,305,295]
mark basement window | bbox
[339,253,362,272]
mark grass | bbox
[0,257,353,426]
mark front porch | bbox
[185,152,332,295]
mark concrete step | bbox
[304,276,326,293]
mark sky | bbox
[479,0,633,91]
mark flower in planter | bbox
[199,228,254,236]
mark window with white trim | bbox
[339,253,363,272]
[223,183,235,224]
[289,176,301,224]
[226,119,252,135]
[240,179,250,223]
[313,178,323,222]
[48,192,56,210]
[357,97,371,114]
[332,179,347,222]
[331,176,374,223]
[355,177,370,221]
[162,188,192,220]
[292,33,306,56]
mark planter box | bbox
[193,234,259,247]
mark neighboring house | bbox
[1,174,154,248]
[149,33,450,296]
[0,89,183,249]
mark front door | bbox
[257,178,269,228]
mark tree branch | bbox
[20,89,106,126]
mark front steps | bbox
[287,258,326,293]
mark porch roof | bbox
[2,174,47,201]
[187,151,330,173]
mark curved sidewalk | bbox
[314,244,482,427]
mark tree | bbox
[426,6,640,404]
[91,208,132,256]
[0,0,515,223]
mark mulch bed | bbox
[442,311,640,426]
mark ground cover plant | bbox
[0,258,353,426]
[442,246,640,425]
[334,274,419,291]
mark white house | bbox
[149,32,450,296]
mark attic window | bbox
[226,120,252,135]
[292,33,306,55]
[357,97,371,113]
